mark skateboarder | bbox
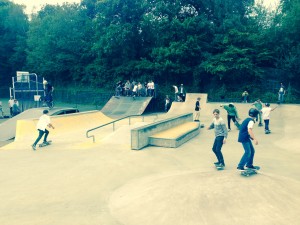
[261,103,277,134]
[207,109,228,167]
[194,97,201,121]
[237,108,259,171]
[32,109,55,150]
[220,103,240,131]
[252,99,263,126]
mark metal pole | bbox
[12,77,15,98]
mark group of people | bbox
[206,100,277,170]
[172,84,186,102]
[164,84,187,112]
[115,80,156,98]
[242,83,286,104]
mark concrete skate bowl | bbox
[109,170,300,225]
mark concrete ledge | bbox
[149,122,200,148]
[131,113,195,150]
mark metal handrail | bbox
[86,114,158,143]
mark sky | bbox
[12,0,280,15]
[12,0,81,14]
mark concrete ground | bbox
[0,101,299,225]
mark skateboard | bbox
[240,166,260,177]
[39,140,52,148]
[215,164,225,170]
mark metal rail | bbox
[86,114,158,143]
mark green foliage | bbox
[26,3,95,85]
[0,0,28,86]
[0,0,300,102]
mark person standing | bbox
[172,85,179,101]
[261,103,277,134]
[124,80,131,96]
[147,80,155,97]
[252,99,263,126]
[237,108,259,170]
[8,97,14,117]
[194,97,201,121]
[207,109,228,167]
[0,101,4,118]
[43,80,54,103]
[179,84,186,101]
[242,91,249,103]
[220,103,240,131]
[12,99,20,117]
[278,83,285,104]
[164,95,170,112]
[32,109,55,150]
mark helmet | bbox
[249,108,259,117]
[229,103,234,107]
[265,103,270,107]
[43,80,48,85]
[43,109,49,114]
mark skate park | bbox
[0,94,300,225]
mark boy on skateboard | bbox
[237,108,259,171]
[32,109,55,150]
[220,103,240,131]
[261,103,277,134]
[252,99,263,126]
[207,109,228,167]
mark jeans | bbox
[264,119,270,131]
[212,136,225,164]
[256,111,262,124]
[238,141,255,168]
[227,115,237,129]
[33,129,49,146]
[278,92,284,103]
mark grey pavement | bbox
[0,101,299,225]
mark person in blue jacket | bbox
[237,108,259,171]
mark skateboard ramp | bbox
[101,96,152,118]
[0,107,79,141]
[14,110,114,142]
[167,93,208,115]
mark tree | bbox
[26,3,95,85]
[0,0,28,86]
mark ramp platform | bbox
[101,96,152,118]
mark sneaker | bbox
[214,162,220,165]
[246,165,257,170]
[32,145,36,150]
[237,166,244,171]
[228,129,231,132]
[219,163,225,167]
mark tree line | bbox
[0,0,299,101]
